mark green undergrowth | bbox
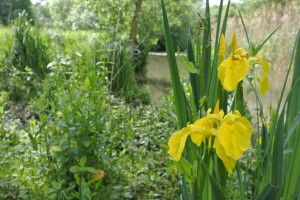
[0,17,172,199]
[0,89,179,199]
[0,32,178,198]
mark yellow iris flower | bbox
[218,33,270,95]
[218,47,250,91]
[168,109,223,161]
[168,109,252,173]
[218,32,249,91]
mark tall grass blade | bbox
[271,108,284,200]
[283,30,300,200]
[180,177,191,200]
[188,35,200,112]
[161,0,189,128]
[237,7,250,49]
[254,25,282,55]
[211,0,230,110]
[200,160,226,200]
[220,0,231,36]
[202,0,211,97]
[263,31,299,184]
[208,0,224,108]
[255,183,279,200]
[283,109,300,147]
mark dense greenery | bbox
[0,17,179,198]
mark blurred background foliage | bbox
[1,0,201,50]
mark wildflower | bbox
[91,169,106,181]
[214,111,252,173]
[218,47,250,91]
[168,107,252,173]
[168,109,223,161]
[218,33,270,95]
[188,109,224,145]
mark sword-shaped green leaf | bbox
[161,0,189,128]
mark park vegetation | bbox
[0,0,299,199]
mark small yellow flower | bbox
[218,47,250,91]
[91,169,106,181]
[214,111,252,173]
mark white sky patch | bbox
[209,0,243,6]
[31,0,47,5]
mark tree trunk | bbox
[130,0,142,47]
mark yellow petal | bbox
[168,127,190,161]
[233,48,244,56]
[214,99,220,114]
[252,61,269,73]
[234,58,249,81]
[218,59,226,85]
[260,74,269,95]
[190,131,205,146]
[256,53,263,60]
[217,111,252,160]
[214,137,237,173]
[253,61,270,95]
[189,118,214,145]
[249,53,263,61]
[189,111,223,146]
[218,34,226,56]
[218,57,249,91]
[232,32,238,51]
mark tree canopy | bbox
[0,0,34,25]
[34,0,201,50]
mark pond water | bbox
[146,52,291,117]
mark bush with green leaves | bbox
[33,56,177,198]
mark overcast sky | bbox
[210,0,243,6]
